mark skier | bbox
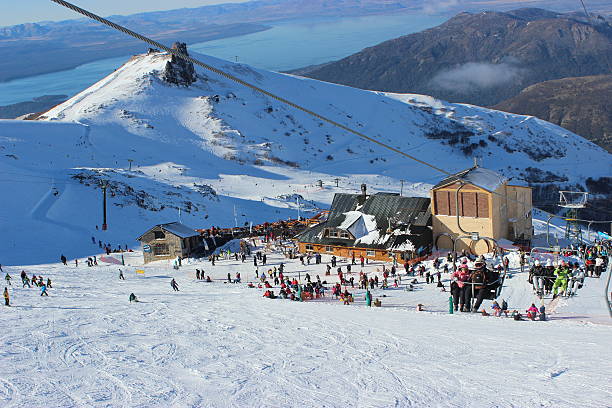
[129,293,138,303]
[3,287,9,306]
[552,262,570,298]
[22,275,31,288]
[467,260,489,312]
[365,290,372,307]
[46,278,52,288]
[60,254,67,265]
[40,284,49,297]
[170,278,179,291]
[4,273,11,286]
[119,269,125,280]
[451,265,470,312]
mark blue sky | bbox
[1,0,250,27]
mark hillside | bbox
[0,46,609,264]
[298,8,612,106]
[494,75,612,152]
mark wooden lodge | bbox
[295,186,432,263]
[431,166,533,254]
[137,222,202,263]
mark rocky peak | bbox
[162,42,196,86]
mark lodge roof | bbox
[433,166,508,191]
[296,193,432,251]
[137,222,199,241]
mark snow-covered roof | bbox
[160,222,199,238]
[138,222,199,240]
[434,166,507,191]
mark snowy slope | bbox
[0,244,610,407]
[0,49,610,265]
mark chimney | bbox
[361,183,367,197]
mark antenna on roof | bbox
[473,157,478,168]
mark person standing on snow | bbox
[40,284,49,297]
[4,273,11,286]
[119,269,125,280]
[60,255,67,265]
[365,290,372,307]
[3,287,9,306]
[46,278,52,288]
[170,279,179,291]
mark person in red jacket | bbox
[451,265,471,312]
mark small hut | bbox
[137,222,202,263]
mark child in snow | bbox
[539,304,546,321]
[4,273,11,286]
[526,304,538,320]
[3,287,9,306]
[40,284,49,297]
[129,293,138,303]
[491,301,502,317]
[46,278,52,288]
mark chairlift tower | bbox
[558,191,588,243]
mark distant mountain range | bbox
[296,8,612,150]
[494,75,612,152]
[3,0,611,83]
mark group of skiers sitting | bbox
[528,260,584,298]
[450,256,500,313]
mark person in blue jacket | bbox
[365,290,372,307]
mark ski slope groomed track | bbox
[1,245,610,407]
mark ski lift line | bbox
[49,0,451,178]
[48,0,611,226]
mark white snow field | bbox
[1,245,610,408]
[0,48,610,265]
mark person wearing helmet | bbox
[552,261,570,298]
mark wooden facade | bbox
[297,242,427,264]
[431,168,533,255]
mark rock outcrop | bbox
[162,42,196,86]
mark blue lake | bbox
[0,13,446,106]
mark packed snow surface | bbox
[0,244,610,407]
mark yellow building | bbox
[431,166,533,254]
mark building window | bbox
[366,250,375,257]
[305,244,313,251]
[325,246,333,252]
[154,231,165,240]
[328,230,338,238]
[153,243,169,255]
[340,231,350,239]
[434,190,489,218]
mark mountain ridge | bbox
[298,8,612,107]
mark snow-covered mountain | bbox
[1,47,609,264]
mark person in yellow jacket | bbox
[3,287,9,306]
[552,262,570,298]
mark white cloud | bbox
[430,61,525,92]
